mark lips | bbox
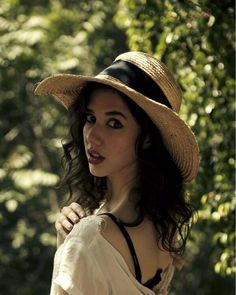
[87,149,105,165]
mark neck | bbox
[102,175,140,222]
[107,160,139,198]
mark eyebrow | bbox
[86,108,127,120]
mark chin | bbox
[89,168,107,178]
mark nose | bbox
[84,124,103,147]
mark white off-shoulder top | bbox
[50,215,178,295]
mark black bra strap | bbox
[99,212,142,282]
[143,268,162,289]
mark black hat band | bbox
[99,60,172,109]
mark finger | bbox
[60,217,74,231]
[55,218,67,232]
[57,231,67,247]
[56,212,73,230]
[70,202,86,218]
[55,220,69,238]
[61,206,80,223]
[58,228,68,240]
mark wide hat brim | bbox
[34,73,200,182]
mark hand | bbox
[55,202,86,247]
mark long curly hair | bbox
[60,81,195,254]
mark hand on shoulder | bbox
[55,202,86,247]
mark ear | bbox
[143,135,151,149]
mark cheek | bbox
[112,136,138,159]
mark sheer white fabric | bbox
[50,215,176,295]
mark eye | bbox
[108,119,123,129]
[85,113,96,124]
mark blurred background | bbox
[0,0,235,294]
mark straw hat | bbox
[34,51,199,182]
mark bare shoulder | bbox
[97,214,174,279]
[136,219,174,273]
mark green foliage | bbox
[0,0,234,294]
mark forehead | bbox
[87,88,130,111]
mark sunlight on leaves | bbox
[6,145,33,169]
[5,199,18,212]
[0,168,6,180]
[11,169,59,189]
[40,232,56,246]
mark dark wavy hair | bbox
[60,81,195,254]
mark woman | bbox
[34,52,199,295]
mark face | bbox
[83,88,141,182]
